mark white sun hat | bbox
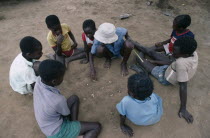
[94,23,118,44]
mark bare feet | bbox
[104,59,111,69]
[80,58,89,64]
[121,62,129,76]
[178,108,193,123]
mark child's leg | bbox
[96,45,113,68]
[120,40,134,76]
[67,95,80,121]
[79,122,102,138]
[134,41,170,62]
[65,48,86,64]
[55,54,65,65]
[136,52,156,73]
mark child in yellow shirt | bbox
[45,15,85,67]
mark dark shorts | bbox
[151,65,171,85]
[62,49,74,57]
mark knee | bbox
[70,95,80,103]
[124,40,134,50]
[94,122,102,132]
[96,45,105,57]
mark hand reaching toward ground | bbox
[178,108,193,123]
[120,124,134,137]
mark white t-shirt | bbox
[165,52,198,85]
[9,53,37,94]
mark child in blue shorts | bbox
[33,59,101,138]
[133,36,198,124]
[116,73,163,137]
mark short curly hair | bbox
[45,15,60,28]
[39,59,65,82]
[174,14,191,29]
[174,36,197,55]
[128,73,153,100]
[82,19,96,30]
[20,36,41,54]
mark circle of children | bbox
[9,14,198,138]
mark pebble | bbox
[83,98,86,101]
[86,83,89,86]
[108,81,112,84]
[110,94,113,97]
[91,94,94,98]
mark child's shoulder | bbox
[61,23,70,29]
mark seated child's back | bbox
[117,73,163,126]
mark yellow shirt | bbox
[47,23,72,52]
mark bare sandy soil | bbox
[0,0,210,138]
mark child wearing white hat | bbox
[89,23,134,80]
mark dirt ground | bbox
[0,0,210,138]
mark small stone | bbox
[182,4,185,6]
[110,94,113,97]
[86,83,89,86]
[118,90,121,93]
[83,98,86,101]
[108,81,112,84]
[91,94,94,98]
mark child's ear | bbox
[52,79,57,86]
[25,53,32,57]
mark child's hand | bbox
[57,34,64,45]
[120,124,134,137]
[155,42,163,47]
[71,43,78,49]
[178,108,194,123]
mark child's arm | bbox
[125,32,131,40]
[68,31,78,49]
[53,34,64,56]
[155,39,171,47]
[178,82,193,123]
[89,52,97,81]
[119,115,134,137]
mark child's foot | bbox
[80,58,89,64]
[45,53,55,60]
[104,59,111,69]
[129,64,144,74]
[121,62,129,76]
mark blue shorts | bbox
[151,65,171,85]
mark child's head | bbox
[173,14,191,31]
[20,36,43,60]
[45,15,62,36]
[83,19,96,40]
[39,59,65,86]
[127,73,153,101]
[173,36,197,58]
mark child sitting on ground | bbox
[33,59,101,138]
[155,14,194,55]
[45,15,86,67]
[133,36,198,123]
[80,19,96,64]
[9,36,43,94]
[89,23,134,80]
[116,73,163,137]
